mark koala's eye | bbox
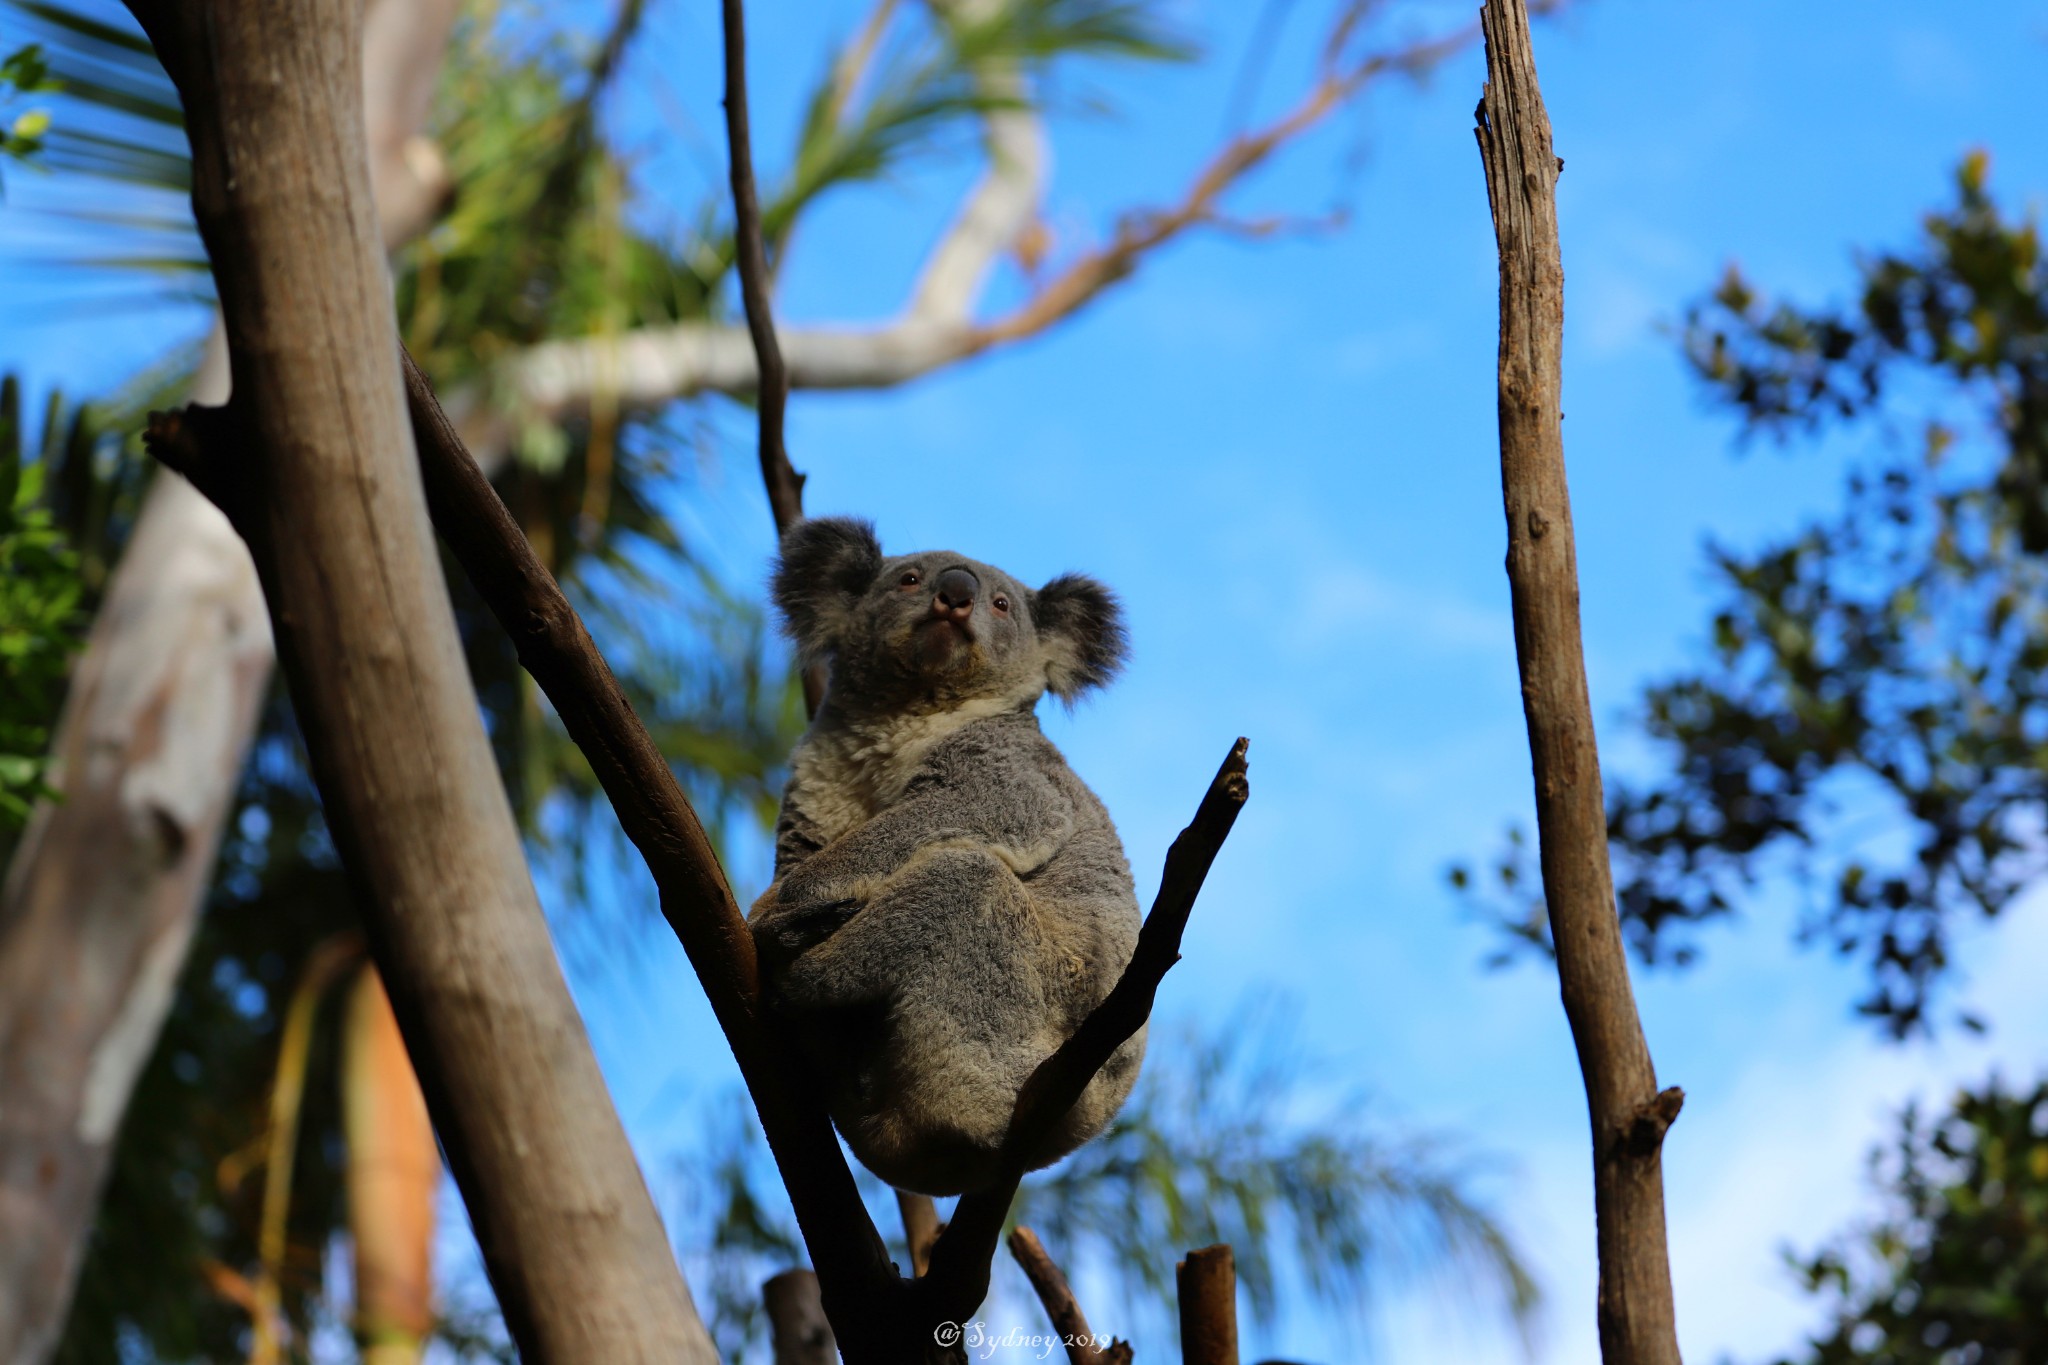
[898,570,921,589]
[993,594,1011,614]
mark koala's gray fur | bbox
[749,517,1143,1196]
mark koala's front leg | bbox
[775,779,1073,913]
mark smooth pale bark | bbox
[1474,2,1684,1362]
[124,0,716,1358]
[0,6,458,1361]
[0,337,264,1365]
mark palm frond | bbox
[1016,999,1540,1345]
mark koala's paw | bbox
[753,897,863,967]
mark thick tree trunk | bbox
[0,6,457,1361]
[122,0,716,1360]
[1473,3,1685,1362]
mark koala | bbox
[747,517,1144,1197]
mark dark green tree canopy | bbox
[1772,1077,2048,1365]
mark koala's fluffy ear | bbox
[774,517,884,665]
[1033,574,1128,702]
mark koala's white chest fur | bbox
[786,697,1017,843]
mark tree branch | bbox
[1007,1226,1131,1365]
[721,0,804,541]
[398,350,904,1354]
[1473,3,1683,1362]
[401,351,1249,1357]
[0,3,464,1352]
[763,1269,839,1365]
[898,1188,942,1278]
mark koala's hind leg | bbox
[779,845,1055,1177]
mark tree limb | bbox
[399,350,904,1353]
[400,350,1248,1356]
[721,0,804,541]
[898,1188,942,1278]
[1473,3,1683,1362]
[1007,1226,1131,1365]
[763,1269,839,1365]
[0,4,462,1358]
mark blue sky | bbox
[9,1,2048,1361]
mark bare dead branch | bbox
[721,0,805,541]
[1473,3,1683,1362]
[919,739,1251,1325]
[763,1269,839,1365]
[1176,1244,1239,1365]
[1007,1227,1132,1365]
[898,1190,942,1278]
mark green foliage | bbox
[1,0,200,286]
[1458,154,2048,1037]
[682,1002,1537,1360]
[2,41,52,169]
[0,375,85,829]
[769,0,1188,257]
[398,4,707,393]
[1770,1077,2048,1365]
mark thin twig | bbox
[1007,1227,1131,1365]
[721,0,805,541]
[722,0,828,715]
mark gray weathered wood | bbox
[1473,3,1685,1363]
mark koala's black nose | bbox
[933,568,979,619]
